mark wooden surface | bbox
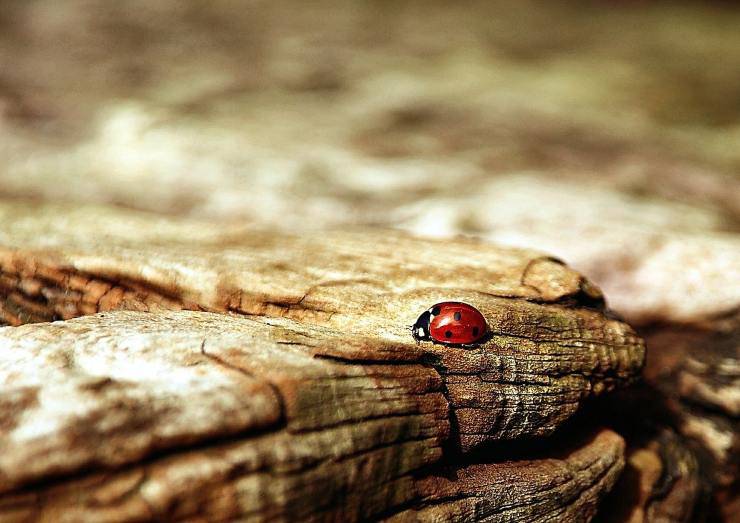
[0,1,738,520]
[0,202,643,521]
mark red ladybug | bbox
[412,302,487,346]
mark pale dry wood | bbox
[0,311,623,522]
[0,311,445,496]
[0,201,645,453]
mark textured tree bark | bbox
[0,202,644,521]
[0,312,627,522]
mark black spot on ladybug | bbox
[472,326,479,336]
[454,311,461,321]
[431,306,441,316]
[445,330,452,338]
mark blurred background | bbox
[0,1,739,517]
[0,0,738,323]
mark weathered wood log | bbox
[0,202,644,453]
[400,175,740,521]
[1,3,737,519]
[0,202,645,521]
[0,311,444,520]
[0,311,628,522]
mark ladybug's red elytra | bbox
[412,302,488,346]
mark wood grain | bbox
[1,311,624,522]
[0,202,647,521]
[0,202,645,452]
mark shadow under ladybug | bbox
[410,302,490,348]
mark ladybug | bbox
[411,302,488,346]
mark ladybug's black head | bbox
[411,310,432,341]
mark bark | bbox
[0,202,645,451]
[0,203,644,521]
